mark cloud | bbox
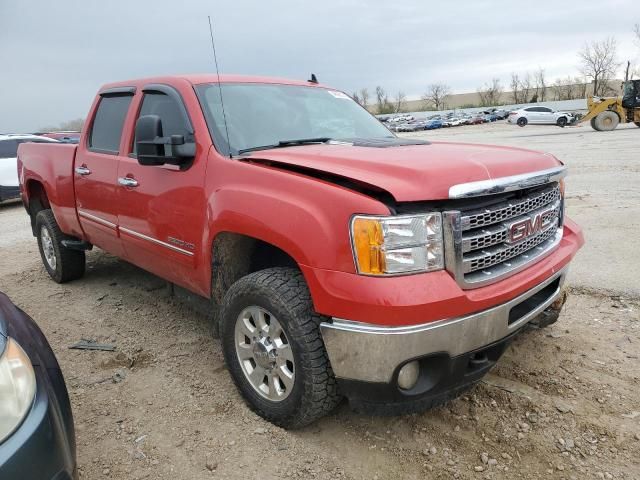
[0,0,638,131]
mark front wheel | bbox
[517,117,528,127]
[36,210,85,283]
[220,267,341,428]
[593,111,619,131]
[635,122,640,128]
[556,117,567,128]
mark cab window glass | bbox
[133,92,189,156]
[89,94,133,153]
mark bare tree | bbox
[375,86,394,114]
[574,77,588,99]
[352,91,362,105]
[550,78,563,101]
[393,91,407,113]
[359,88,370,110]
[39,118,84,132]
[534,68,547,102]
[422,83,451,110]
[520,73,532,103]
[578,37,620,97]
[477,78,503,107]
[510,73,521,104]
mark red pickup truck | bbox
[17,74,583,428]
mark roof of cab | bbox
[99,74,329,92]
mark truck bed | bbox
[17,142,83,237]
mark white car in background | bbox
[508,106,574,127]
[0,134,58,202]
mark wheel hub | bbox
[252,336,277,369]
[234,306,295,402]
[41,226,56,270]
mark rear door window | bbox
[89,94,133,154]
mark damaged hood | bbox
[244,141,562,202]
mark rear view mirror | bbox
[135,115,195,167]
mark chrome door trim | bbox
[119,226,194,257]
[448,166,566,199]
[78,210,116,230]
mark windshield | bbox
[195,83,395,155]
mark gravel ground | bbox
[0,121,639,479]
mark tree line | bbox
[353,26,639,113]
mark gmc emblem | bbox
[507,210,555,244]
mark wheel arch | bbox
[209,231,301,309]
[25,180,51,235]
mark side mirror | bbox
[135,115,195,167]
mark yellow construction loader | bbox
[579,79,640,131]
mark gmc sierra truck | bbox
[17,75,584,428]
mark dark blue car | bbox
[424,119,443,130]
[0,292,76,479]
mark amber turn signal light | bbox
[351,217,386,275]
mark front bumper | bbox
[320,266,566,384]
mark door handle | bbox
[75,166,91,176]
[118,177,139,188]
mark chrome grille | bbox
[444,183,564,289]
[463,186,560,230]
[464,224,557,273]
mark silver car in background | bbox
[0,135,58,203]
[507,106,574,127]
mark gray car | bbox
[0,292,76,479]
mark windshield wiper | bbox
[236,137,332,155]
[277,137,332,146]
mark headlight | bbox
[0,338,36,443]
[350,213,443,275]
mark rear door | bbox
[116,84,208,292]
[74,88,134,257]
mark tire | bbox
[220,267,341,428]
[593,111,619,131]
[35,210,85,283]
[635,122,640,128]
[517,117,527,127]
[556,117,567,128]
[590,117,599,131]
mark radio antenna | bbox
[207,15,232,158]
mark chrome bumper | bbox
[320,268,567,383]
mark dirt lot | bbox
[0,121,639,479]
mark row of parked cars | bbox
[381,108,511,132]
[0,132,80,204]
[380,105,576,132]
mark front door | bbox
[75,91,134,257]
[116,85,208,292]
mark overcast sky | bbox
[1,0,638,132]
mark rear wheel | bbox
[593,111,619,131]
[517,117,527,127]
[36,210,85,283]
[220,267,341,428]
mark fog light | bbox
[397,361,419,390]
